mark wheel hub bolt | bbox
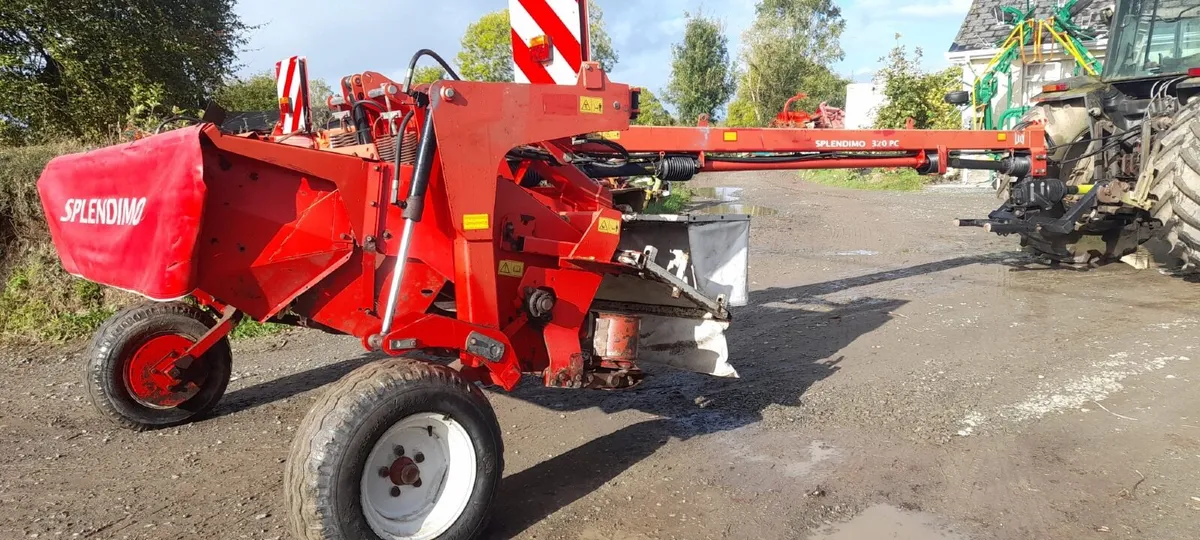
[414,452,424,463]
[414,479,423,488]
[394,445,404,456]
[390,486,401,497]
[378,466,390,478]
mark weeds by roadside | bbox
[799,168,935,192]
[645,185,693,214]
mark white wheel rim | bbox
[360,412,477,540]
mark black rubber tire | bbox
[285,358,503,540]
[85,301,232,431]
[1149,98,1200,266]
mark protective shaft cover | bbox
[37,127,208,300]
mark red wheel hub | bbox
[125,334,205,408]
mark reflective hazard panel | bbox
[463,214,489,231]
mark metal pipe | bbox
[378,107,438,341]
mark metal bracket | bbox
[617,247,728,319]
[466,332,505,363]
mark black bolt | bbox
[390,486,401,497]
[414,453,425,463]
[414,479,423,488]
[394,445,405,456]
[378,466,390,478]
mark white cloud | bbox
[896,0,973,17]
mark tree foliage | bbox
[212,71,334,131]
[0,0,247,144]
[213,72,331,112]
[664,13,735,123]
[633,90,675,126]
[873,36,963,130]
[456,1,618,82]
[411,66,447,86]
[586,1,619,72]
[727,0,847,126]
[457,10,514,82]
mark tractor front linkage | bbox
[37,54,1047,540]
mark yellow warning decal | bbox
[580,96,604,114]
[723,131,739,142]
[996,132,1008,141]
[597,217,621,235]
[463,213,489,231]
[597,131,621,140]
[498,260,525,278]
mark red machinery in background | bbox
[769,93,846,129]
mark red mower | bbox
[36,17,1048,540]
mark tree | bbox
[664,13,735,122]
[634,90,675,126]
[456,1,618,82]
[213,72,277,111]
[411,66,447,86]
[872,36,962,130]
[586,1,619,72]
[211,72,334,130]
[457,10,514,82]
[0,0,247,144]
[213,72,333,111]
[729,0,847,126]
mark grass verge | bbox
[799,168,935,192]
[0,245,118,342]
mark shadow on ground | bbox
[487,254,1013,537]
[203,253,1008,537]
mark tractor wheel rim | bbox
[124,334,204,409]
[361,412,476,540]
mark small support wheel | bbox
[285,358,503,540]
[85,301,232,431]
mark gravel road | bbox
[3,170,1200,540]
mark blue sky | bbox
[233,0,974,94]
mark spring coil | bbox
[655,156,698,181]
[399,132,419,165]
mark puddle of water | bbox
[694,203,778,216]
[808,505,963,540]
[689,186,778,215]
[689,186,742,201]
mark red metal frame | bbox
[40,62,1050,395]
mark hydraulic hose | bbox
[402,49,462,94]
[378,107,438,342]
[390,110,416,205]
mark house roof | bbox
[949,0,1114,53]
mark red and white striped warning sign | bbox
[274,56,311,134]
[510,0,590,85]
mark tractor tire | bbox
[1148,98,1200,266]
[285,358,503,540]
[85,301,232,431]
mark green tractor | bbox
[961,0,1200,268]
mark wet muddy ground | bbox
[4,171,1200,539]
